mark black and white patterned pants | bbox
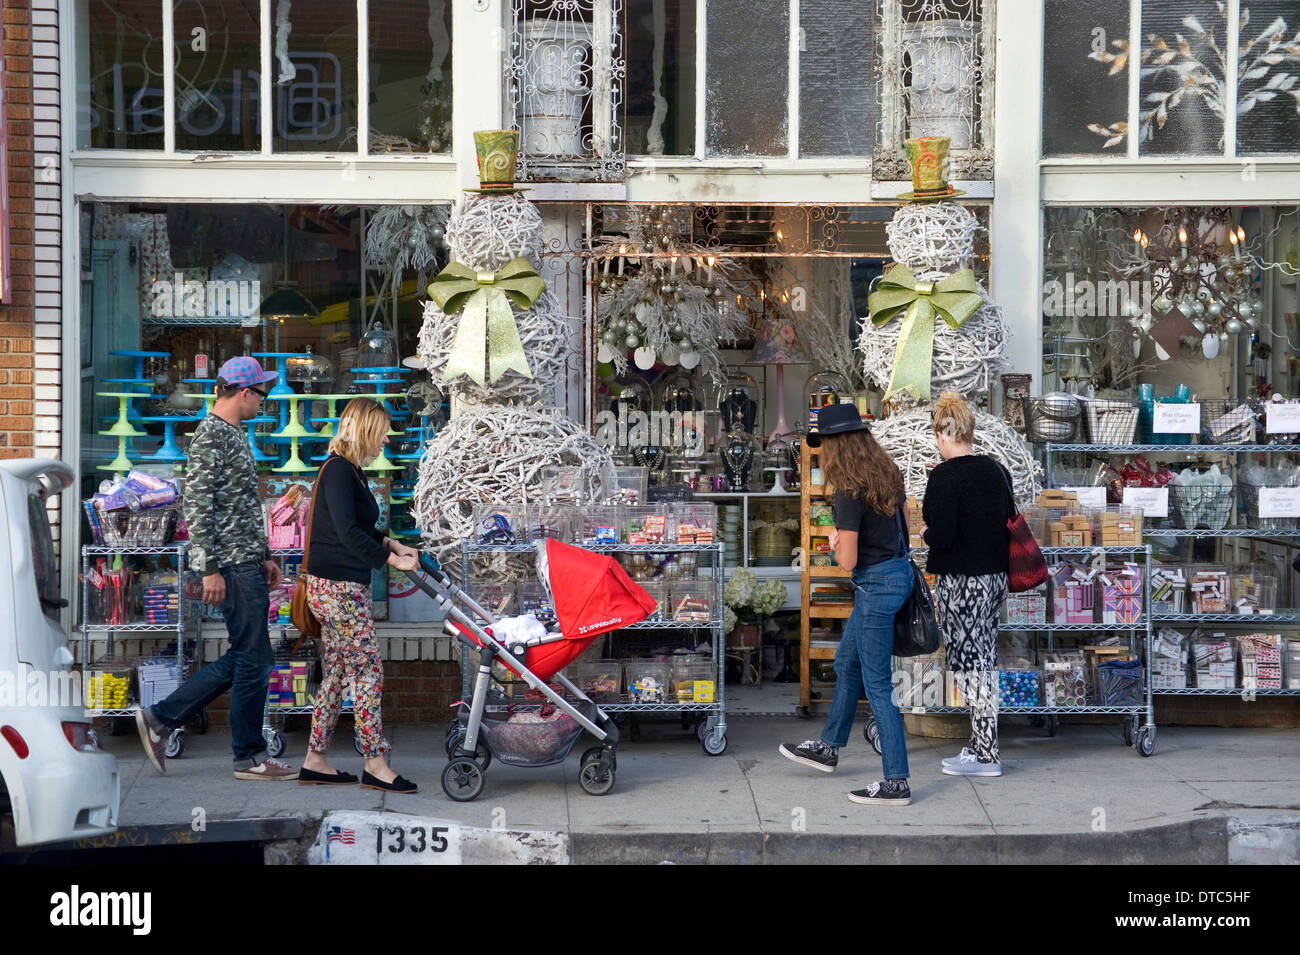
[936,573,1008,763]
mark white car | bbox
[0,459,119,847]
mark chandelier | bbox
[1115,209,1261,359]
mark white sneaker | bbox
[941,746,974,768]
[941,751,1002,777]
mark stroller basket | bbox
[456,700,593,768]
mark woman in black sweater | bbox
[299,397,421,793]
[922,392,1015,778]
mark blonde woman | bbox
[299,397,421,793]
[923,392,1015,778]
[779,403,914,806]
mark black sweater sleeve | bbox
[320,460,389,571]
[921,467,956,550]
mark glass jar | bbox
[803,369,853,431]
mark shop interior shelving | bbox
[461,539,729,755]
[1046,441,1300,704]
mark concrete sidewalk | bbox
[85,717,1300,863]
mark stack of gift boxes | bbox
[1238,634,1282,690]
[1192,633,1236,689]
[137,658,180,708]
[268,660,313,708]
[1100,563,1143,625]
[1151,628,1189,689]
[266,486,309,550]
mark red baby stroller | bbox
[410,540,656,802]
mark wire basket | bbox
[1199,399,1257,445]
[1137,399,1193,445]
[1096,660,1144,706]
[1021,394,1081,443]
[457,701,589,769]
[1240,483,1299,531]
[1168,480,1235,530]
[99,506,179,548]
[1080,398,1139,445]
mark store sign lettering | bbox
[79,52,343,141]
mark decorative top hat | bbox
[805,402,870,447]
[895,136,965,203]
[467,129,529,194]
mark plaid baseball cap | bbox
[217,356,277,389]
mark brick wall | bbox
[2,0,61,535]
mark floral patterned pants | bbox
[306,575,389,758]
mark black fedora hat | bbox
[806,402,870,447]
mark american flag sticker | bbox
[325,825,355,859]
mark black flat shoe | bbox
[360,770,418,794]
[298,767,359,786]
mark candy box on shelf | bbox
[671,659,716,703]
[569,660,623,703]
[1042,653,1087,707]
[1004,587,1046,626]
[1150,566,1187,614]
[1099,563,1144,625]
[85,664,134,710]
[1151,627,1189,689]
[524,504,575,544]
[1189,567,1230,614]
[602,466,648,505]
[1229,567,1279,615]
[540,465,586,505]
[474,504,523,545]
[621,506,673,545]
[1051,564,1095,624]
[580,506,621,546]
[1237,634,1283,690]
[672,503,716,544]
[1098,507,1143,546]
[625,661,669,703]
[670,586,713,624]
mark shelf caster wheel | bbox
[164,729,185,760]
[578,754,616,796]
[796,706,813,720]
[697,721,710,742]
[1046,715,1058,738]
[863,719,883,756]
[702,730,728,756]
[1122,719,1135,748]
[266,731,285,759]
[442,758,485,802]
[1137,726,1155,757]
[1028,715,1046,729]
[108,717,128,737]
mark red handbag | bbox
[1000,468,1049,592]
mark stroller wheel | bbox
[579,754,616,796]
[441,758,485,802]
[581,746,616,772]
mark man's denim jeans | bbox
[820,555,914,780]
[152,561,273,763]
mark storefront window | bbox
[799,0,875,158]
[173,0,262,152]
[1041,0,1130,157]
[1234,0,1300,156]
[368,0,453,153]
[625,0,696,156]
[704,0,789,157]
[79,202,445,537]
[77,0,165,150]
[271,0,358,152]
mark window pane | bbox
[1042,0,1130,156]
[799,0,873,157]
[369,0,453,153]
[705,0,788,156]
[173,1,261,152]
[1236,0,1300,155]
[272,1,358,152]
[626,0,696,156]
[1138,0,1224,156]
[78,0,165,149]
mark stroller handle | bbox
[418,552,450,588]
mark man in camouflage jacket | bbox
[135,357,298,780]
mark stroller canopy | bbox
[536,539,657,640]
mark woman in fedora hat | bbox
[779,403,915,806]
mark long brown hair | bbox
[819,429,904,515]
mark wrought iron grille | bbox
[874,0,996,180]
[507,0,627,182]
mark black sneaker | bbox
[848,779,911,806]
[778,739,838,773]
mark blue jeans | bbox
[153,561,273,763]
[820,556,913,779]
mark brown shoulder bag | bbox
[289,461,330,640]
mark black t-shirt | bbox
[833,488,906,568]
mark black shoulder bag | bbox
[890,505,942,657]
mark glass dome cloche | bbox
[803,369,853,431]
[609,373,653,419]
[719,424,762,492]
[356,320,398,374]
[284,344,335,393]
[762,433,795,493]
[717,369,762,435]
